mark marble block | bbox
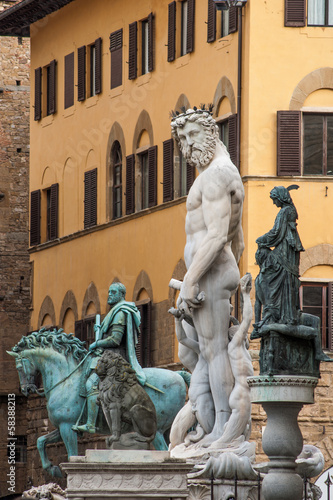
[61,450,193,500]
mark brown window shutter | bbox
[186,163,195,193]
[148,13,155,72]
[48,59,57,114]
[207,0,216,43]
[34,67,42,121]
[64,52,74,109]
[110,29,123,89]
[95,37,102,95]
[187,0,195,53]
[49,183,59,240]
[328,282,333,351]
[84,168,97,228]
[168,2,176,62]
[148,145,157,208]
[126,154,135,214]
[163,139,174,203]
[285,0,306,27]
[30,189,41,246]
[229,5,238,33]
[277,110,302,176]
[77,45,86,101]
[74,319,84,341]
[228,114,238,169]
[128,22,137,80]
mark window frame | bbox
[307,0,333,26]
[299,281,332,350]
[75,315,100,348]
[112,141,123,219]
[141,19,149,75]
[181,0,189,56]
[302,112,333,176]
[43,183,58,242]
[89,43,96,97]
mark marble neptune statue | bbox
[169,107,254,461]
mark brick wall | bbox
[0,5,30,495]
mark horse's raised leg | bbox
[37,428,63,477]
[59,422,79,460]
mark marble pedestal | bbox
[248,375,318,500]
[61,450,193,500]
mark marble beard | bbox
[169,108,255,475]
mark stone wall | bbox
[0,6,31,495]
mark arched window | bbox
[112,141,122,219]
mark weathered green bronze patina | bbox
[251,185,332,376]
[8,297,189,476]
[74,282,147,434]
[96,350,157,449]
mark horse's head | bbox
[7,351,39,396]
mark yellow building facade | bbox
[1,0,333,471]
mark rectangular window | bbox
[179,151,195,196]
[207,0,236,41]
[221,9,229,37]
[110,29,123,89]
[75,316,97,347]
[181,1,188,56]
[90,44,96,97]
[139,146,157,210]
[43,60,56,117]
[141,151,149,209]
[308,0,333,26]
[300,282,332,350]
[303,114,333,176]
[113,143,122,219]
[64,52,74,109]
[46,65,51,115]
[180,150,188,197]
[142,20,149,75]
[81,38,102,99]
[218,119,229,149]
